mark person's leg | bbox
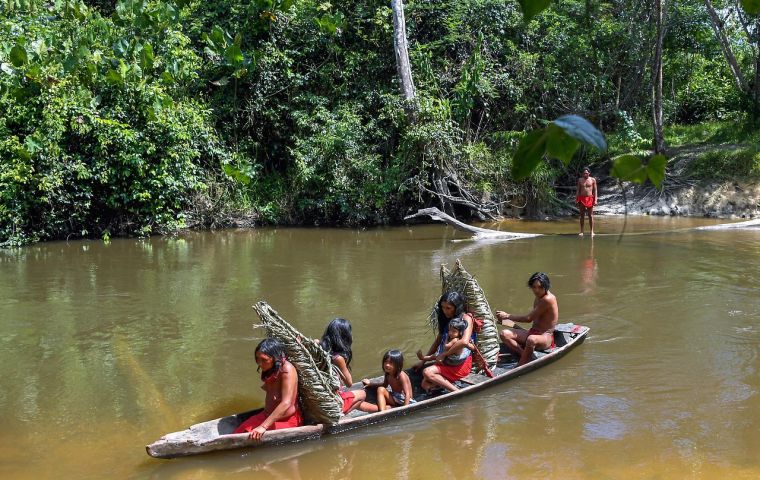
[422,365,459,392]
[377,387,389,411]
[344,389,366,414]
[588,205,595,236]
[357,400,380,413]
[233,411,267,434]
[500,328,529,356]
[578,204,586,235]
[518,333,555,366]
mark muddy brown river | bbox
[1,216,759,479]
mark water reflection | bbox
[0,224,759,479]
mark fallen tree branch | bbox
[404,207,541,240]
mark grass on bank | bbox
[599,117,760,181]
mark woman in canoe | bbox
[233,338,303,440]
[414,292,474,392]
[319,318,366,413]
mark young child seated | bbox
[358,350,415,412]
[417,317,473,367]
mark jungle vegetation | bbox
[2,0,760,246]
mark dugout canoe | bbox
[146,323,589,459]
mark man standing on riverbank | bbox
[496,272,558,366]
[576,167,597,236]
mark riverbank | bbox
[558,141,760,220]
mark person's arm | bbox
[415,334,442,366]
[593,178,598,205]
[576,178,581,198]
[400,372,413,406]
[496,302,546,325]
[362,376,385,388]
[249,366,298,441]
[332,355,353,387]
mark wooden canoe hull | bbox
[146,326,588,458]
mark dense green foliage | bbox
[1,0,758,245]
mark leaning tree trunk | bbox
[705,0,749,94]
[652,0,666,154]
[391,0,416,114]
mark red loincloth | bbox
[338,390,356,414]
[434,355,473,382]
[528,328,556,349]
[576,195,595,208]
[233,407,303,434]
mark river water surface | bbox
[1,217,759,479]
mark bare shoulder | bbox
[332,355,347,367]
[540,292,558,306]
[281,360,296,375]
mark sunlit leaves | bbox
[517,0,552,22]
[140,43,154,72]
[222,162,257,185]
[10,45,28,67]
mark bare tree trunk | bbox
[391,0,416,114]
[652,0,666,154]
[705,0,749,93]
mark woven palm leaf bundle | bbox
[253,301,343,425]
[428,259,500,370]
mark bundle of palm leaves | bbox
[253,301,343,424]
[427,260,500,370]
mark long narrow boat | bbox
[146,323,589,458]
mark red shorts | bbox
[233,407,303,434]
[576,195,594,208]
[434,355,473,382]
[339,390,356,414]
[528,328,556,349]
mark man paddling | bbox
[576,167,597,236]
[496,272,558,366]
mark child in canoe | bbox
[319,318,366,413]
[417,317,473,364]
[233,338,303,440]
[414,292,474,392]
[359,350,414,412]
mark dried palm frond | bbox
[427,259,500,370]
[253,301,342,425]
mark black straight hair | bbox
[527,272,551,292]
[321,317,353,366]
[255,338,285,379]
[447,317,467,338]
[382,349,404,378]
[436,291,465,336]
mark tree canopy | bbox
[1,0,758,245]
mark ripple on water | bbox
[578,394,632,441]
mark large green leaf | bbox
[553,114,607,152]
[545,124,580,164]
[611,155,647,184]
[518,0,553,22]
[140,43,154,71]
[741,0,760,15]
[647,154,667,188]
[511,129,548,180]
[10,45,28,67]
[224,44,243,66]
